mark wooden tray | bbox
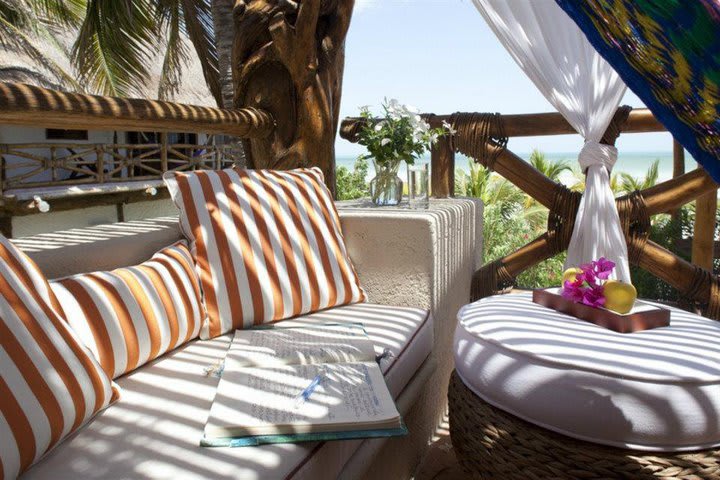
[532,289,670,333]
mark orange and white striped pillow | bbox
[164,167,366,338]
[50,241,205,379]
[0,234,118,479]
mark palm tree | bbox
[0,1,82,89]
[0,0,222,105]
[619,160,660,194]
[529,149,571,182]
[524,149,571,211]
[456,160,524,209]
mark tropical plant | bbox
[336,157,369,200]
[619,159,660,194]
[455,160,524,211]
[522,150,571,223]
[0,0,222,104]
[529,149,571,182]
[356,99,448,167]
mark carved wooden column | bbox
[232,0,355,193]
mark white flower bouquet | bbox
[356,99,450,167]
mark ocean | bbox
[336,151,695,187]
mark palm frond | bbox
[72,0,159,97]
[529,148,571,182]
[0,7,81,90]
[179,0,221,105]
[156,0,190,100]
[645,159,659,187]
[31,0,85,26]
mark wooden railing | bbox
[341,107,720,319]
[0,83,274,137]
[0,82,274,232]
[0,142,237,192]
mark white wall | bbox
[12,199,178,238]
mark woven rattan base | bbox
[448,371,720,479]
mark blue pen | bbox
[294,372,325,408]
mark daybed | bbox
[13,199,480,480]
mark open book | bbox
[202,323,406,447]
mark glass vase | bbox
[369,159,403,206]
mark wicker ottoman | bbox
[448,371,720,479]
[450,293,720,479]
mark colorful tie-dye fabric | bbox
[556,0,720,182]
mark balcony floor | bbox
[415,414,465,480]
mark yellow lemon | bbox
[604,280,637,314]
[561,268,583,285]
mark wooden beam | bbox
[637,240,712,301]
[492,147,560,210]
[0,83,275,138]
[692,189,718,270]
[0,186,171,216]
[635,168,718,216]
[340,108,664,143]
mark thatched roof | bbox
[0,29,215,106]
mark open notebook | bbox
[202,323,406,447]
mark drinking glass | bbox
[407,163,429,209]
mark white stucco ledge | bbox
[337,197,483,331]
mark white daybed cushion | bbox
[23,303,432,480]
[454,292,720,452]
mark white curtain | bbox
[472,0,631,283]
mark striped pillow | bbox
[164,167,366,338]
[0,234,118,479]
[51,241,205,379]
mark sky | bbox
[336,0,674,158]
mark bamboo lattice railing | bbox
[0,142,237,191]
[340,107,720,319]
[0,82,275,232]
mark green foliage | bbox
[455,160,524,213]
[529,149,571,182]
[619,159,659,193]
[630,210,687,302]
[480,202,566,289]
[336,157,369,200]
[356,99,447,166]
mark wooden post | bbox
[673,140,685,178]
[671,140,686,220]
[160,132,169,173]
[431,135,455,198]
[0,149,4,197]
[0,214,11,238]
[692,186,718,270]
[96,145,104,183]
[50,146,57,183]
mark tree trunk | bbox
[212,0,238,109]
[212,0,248,166]
[232,0,355,193]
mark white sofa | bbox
[14,199,481,480]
